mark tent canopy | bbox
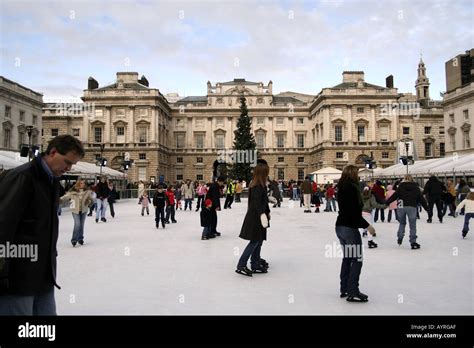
[310,166,342,175]
[310,166,342,184]
[0,150,124,178]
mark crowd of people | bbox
[1,134,472,315]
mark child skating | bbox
[200,199,213,240]
[141,192,151,216]
[456,192,474,238]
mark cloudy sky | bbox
[0,0,472,102]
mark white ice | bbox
[55,198,473,315]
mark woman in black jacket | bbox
[335,165,376,302]
[235,162,271,277]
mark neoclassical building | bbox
[0,76,43,153]
[41,64,445,183]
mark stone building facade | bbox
[0,76,43,153]
[41,64,445,183]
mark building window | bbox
[382,152,389,159]
[278,156,284,163]
[195,134,204,149]
[257,117,264,125]
[439,126,445,135]
[403,127,410,135]
[463,130,470,149]
[3,128,10,148]
[18,131,24,149]
[196,174,203,181]
[72,128,80,137]
[94,127,102,143]
[33,115,38,125]
[197,157,203,163]
[424,126,431,135]
[216,117,224,127]
[276,117,284,125]
[450,134,456,150]
[357,126,365,141]
[256,133,265,148]
[297,156,304,163]
[176,173,183,181]
[139,153,146,160]
[440,143,445,157]
[176,134,185,148]
[297,117,304,125]
[19,111,25,122]
[463,109,469,120]
[296,134,305,148]
[215,134,225,149]
[5,105,11,118]
[52,128,59,137]
[298,168,305,180]
[424,142,432,157]
[336,152,343,159]
[379,124,389,141]
[177,157,183,163]
[277,168,285,180]
[334,125,343,142]
[138,126,147,143]
[116,127,124,136]
[357,107,364,114]
[276,133,285,148]
[449,113,455,123]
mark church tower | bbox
[415,57,430,102]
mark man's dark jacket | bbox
[0,157,61,295]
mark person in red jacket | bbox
[325,184,337,212]
[165,186,177,223]
[371,180,386,222]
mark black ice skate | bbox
[368,240,378,248]
[235,266,253,277]
[346,292,368,302]
[462,231,468,238]
[101,217,107,222]
[251,265,268,273]
[78,240,84,245]
[411,242,421,249]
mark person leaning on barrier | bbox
[0,135,84,315]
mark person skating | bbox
[335,165,375,302]
[141,192,151,216]
[372,180,386,222]
[206,176,225,237]
[444,179,457,217]
[385,175,429,249]
[235,180,243,203]
[152,185,167,228]
[200,199,213,240]
[385,184,398,222]
[174,185,182,211]
[301,176,313,213]
[360,186,386,248]
[165,186,177,223]
[324,184,337,212]
[455,192,474,238]
[423,176,446,223]
[60,179,93,247]
[236,161,271,276]
[107,179,117,218]
[195,181,207,211]
[223,179,235,209]
[268,178,282,208]
[95,176,110,223]
[182,179,194,211]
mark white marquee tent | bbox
[310,166,342,184]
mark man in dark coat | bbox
[0,135,84,315]
[423,176,446,223]
[95,176,110,223]
[205,176,225,237]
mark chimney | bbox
[88,77,98,90]
[386,75,394,88]
[139,75,149,87]
[116,72,139,83]
[342,71,364,83]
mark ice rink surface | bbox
[55,198,473,315]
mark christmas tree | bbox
[230,96,257,182]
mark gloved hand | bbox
[260,213,269,228]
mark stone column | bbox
[129,106,135,144]
[150,107,157,143]
[347,104,353,142]
[323,106,330,141]
[105,106,112,143]
[370,104,376,142]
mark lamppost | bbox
[99,143,105,176]
[405,142,410,176]
[26,126,33,162]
